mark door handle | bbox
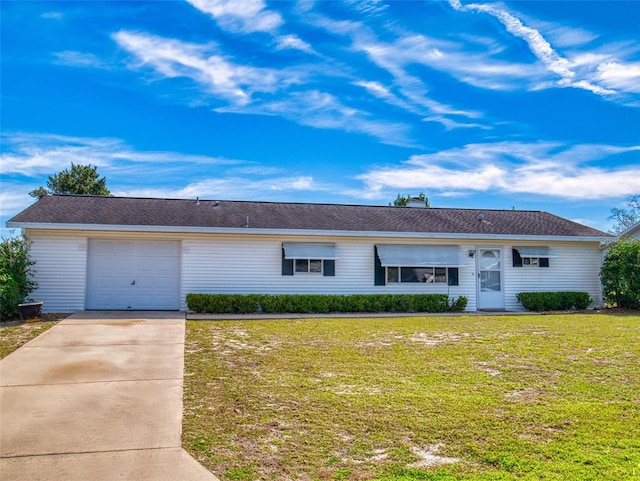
[131,280,136,285]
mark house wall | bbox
[504,242,603,310]
[26,232,88,312]
[181,235,473,309]
[23,229,603,312]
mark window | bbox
[512,247,553,268]
[295,258,324,274]
[374,245,462,286]
[386,266,452,283]
[282,243,337,277]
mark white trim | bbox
[9,222,610,242]
[619,221,640,239]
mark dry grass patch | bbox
[0,313,68,359]
[183,313,640,481]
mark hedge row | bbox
[516,291,591,312]
[186,293,468,314]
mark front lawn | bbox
[183,314,640,481]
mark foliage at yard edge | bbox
[601,238,640,309]
[182,314,640,481]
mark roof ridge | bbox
[47,194,547,214]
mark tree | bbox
[0,236,37,320]
[391,192,430,207]
[601,238,640,309]
[608,195,640,234]
[29,163,111,199]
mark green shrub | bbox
[517,291,592,312]
[601,238,640,309]
[186,293,468,315]
[1,237,37,321]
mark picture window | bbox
[387,266,451,283]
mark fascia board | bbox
[8,222,609,243]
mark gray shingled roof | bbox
[8,194,609,238]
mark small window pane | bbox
[422,267,435,283]
[401,267,434,283]
[401,267,418,282]
[387,267,399,283]
[435,267,446,283]
[295,259,309,273]
[310,259,322,273]
[481,271,501,292]
[480,250,500,270]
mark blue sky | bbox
[2,0,639,236]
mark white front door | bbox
[477,248,504,310]
[86,240,180,310]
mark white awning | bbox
[376,244,465,267]
[515,246,556,258]
[283,242,338,260]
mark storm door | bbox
[477,248,504,310]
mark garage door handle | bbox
[131,280,136,285]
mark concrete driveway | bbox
[0,311,217,480]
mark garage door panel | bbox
[87,240,180,310]
[150,243,180,256]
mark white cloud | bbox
[0,132,334,219]
[357,141,640,201]
[118,175,325,201]
[542,25,598,49]
[348,34,495,128]
[186,0,315,55]
[41,12,63,20]
[276,34,316,54]
[217,90,415,147]
[53,50,107,69]
[113,31,296,105]
[448,0,627,97]
[0,132,243,178]
[185,0,282,33]
[0,186,35,218]
[597,61,640,94]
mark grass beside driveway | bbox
[183,314,640,481]
[0,317,63,359]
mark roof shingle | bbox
[8,195,610,238]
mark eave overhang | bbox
[7,221,611,243]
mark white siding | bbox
[504,242,603,310]
[23,230,603,312]
[181,236,475,311]
[27,233,88,313]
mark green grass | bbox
[182,314,640,481]
[0,320,58,359]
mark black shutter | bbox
[374,246,386,286]
[448,268,459,286]
[323,260,335,276]
[539,257,549,268]
[282,248,294,275]
[512,249,523,267]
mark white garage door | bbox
[87,240,180,310]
